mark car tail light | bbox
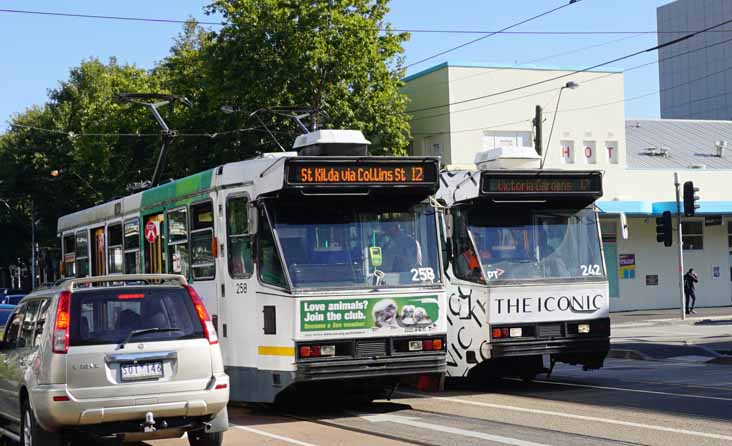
[185,285,218,345]
[215,383,228,390]
[53,291,71,354]
[432,339,443,350]
[117,293,145,300]
[52,396,70,402]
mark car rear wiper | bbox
[119,327,181,348]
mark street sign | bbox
[145,221,158,243]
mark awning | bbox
[597,200,732,216]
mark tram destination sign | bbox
[480,171,603,197]
[286,159,439,188]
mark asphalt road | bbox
[147,357,732,446]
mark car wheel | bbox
[188,430,223,446]
[21,401,63,446]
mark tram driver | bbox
[381,221,421,272]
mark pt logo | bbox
[485,268,505,280]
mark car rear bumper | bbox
[295,353,446,381]
[30,373,229,432]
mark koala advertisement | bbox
[298,296,441,338]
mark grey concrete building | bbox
[657,0,732,120]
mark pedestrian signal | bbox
[655,211,672,247]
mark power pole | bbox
[674,172,685,320]
[30,200,36,290]
[533,105,543,156]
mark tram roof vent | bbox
[474,146,541,170]
[293,129,371,156]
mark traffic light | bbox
[683,181,700,216]
[656,211,673,247]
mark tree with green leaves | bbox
[204,0,411,154]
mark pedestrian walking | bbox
[684,268,699,314]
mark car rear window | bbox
[69,287,204,346]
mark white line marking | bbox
[514,378,732,402]
[233,425,321,446]
[398,391,732,442]
[362,413,551,446]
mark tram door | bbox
[91,227,106,276]
[144,214,166,274]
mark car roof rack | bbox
[62,274,188,292]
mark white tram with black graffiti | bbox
[57,129,447,403]
[437,146,610,380]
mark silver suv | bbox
[0,275,229,445]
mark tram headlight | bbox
[509,328,523,337]
[578,324,591,334]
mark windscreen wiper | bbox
[119,327,181,348]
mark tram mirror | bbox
[620,212,629,240]
[369,247,383,267]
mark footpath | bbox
[610,306,732,365]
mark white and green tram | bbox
[438,146,610,381]
[57,130,447,403]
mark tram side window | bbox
[124,218,140,273]
[191,202,215,280]
[227,196,254,278]
[258,209,286,288]
[62,234,76,277]
[168,208,190,277]
[75,231,89,278]
[108,223,124,274]
[453,209,483,284]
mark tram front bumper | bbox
[295,353,446,381]
[488,336,609,358]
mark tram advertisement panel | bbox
[488,283,609,324]
[297,295,442,338]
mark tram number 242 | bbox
[235,283,248,294]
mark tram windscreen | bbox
[267,201,441,289]
[462,207,604,282]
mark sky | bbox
[0,0,673,132]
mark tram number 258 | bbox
[236,283,248,294]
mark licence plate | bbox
[120,362,163,381]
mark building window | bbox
[682,221,703,250]
[107,223,124,274]
[600,219,617,243]
[728,221,732,248]
[124,218,140,274]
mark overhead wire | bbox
[404,0,582,69]
[3,7,732,35]
[405,16,732,115]
[8,123,285,139]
